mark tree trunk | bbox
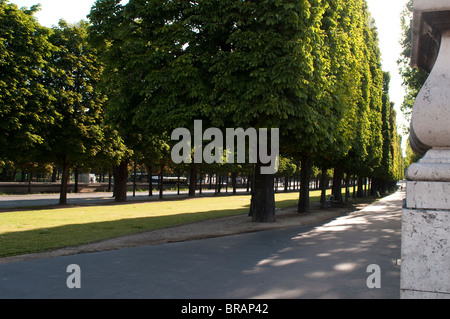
[209,173,213,190]
[59,159,70,205]
[215,173,219,194]
[108,171,112,192]
[357,175,364,198]
[188,164,197,197]
[250,162,275,223]
[248,165,256,217]
[74,169,79,193]
[112,165,118,198]
[320,166,328,208]
[51,167,57,183]
[363,177,368,196]
[333,165,344,203]
[225,174,228,193]
[132,162,137,197]
[148,165,153,196]
[159,164,164,200]
[345,174,350,202]
[298,155,311,213]
[27,171,33,194]
[115,159,128,202]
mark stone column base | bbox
[400,208,450,299]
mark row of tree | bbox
[0,0,404,221]
[1,1,127,204]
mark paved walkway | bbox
[0,190,404,299]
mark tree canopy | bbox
[0,1,55,162]
[1,0,404,216]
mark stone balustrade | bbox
[401,0,450,299]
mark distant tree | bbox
[397,0,428,124]
[45,20,106,204]
[335,2,385,200]
[404,139,421,170]
[306,0,385,204]
[372,72,404,193]
[276,156,297,192]
[295,0,362,211]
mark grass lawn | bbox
[0,190,331,258]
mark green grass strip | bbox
[0,190,330,258]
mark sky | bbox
[9,0,411,144]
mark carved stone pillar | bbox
[401,0,450,299]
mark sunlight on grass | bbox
[0,190,327,258]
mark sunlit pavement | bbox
[0,190,404,299]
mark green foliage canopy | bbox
[0,1,55,162]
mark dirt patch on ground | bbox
[0,201,371,265]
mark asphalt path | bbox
[0,190,404,299]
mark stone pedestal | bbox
[401,208,450,298]
[401,0,450,299]
[402,151,450,299]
